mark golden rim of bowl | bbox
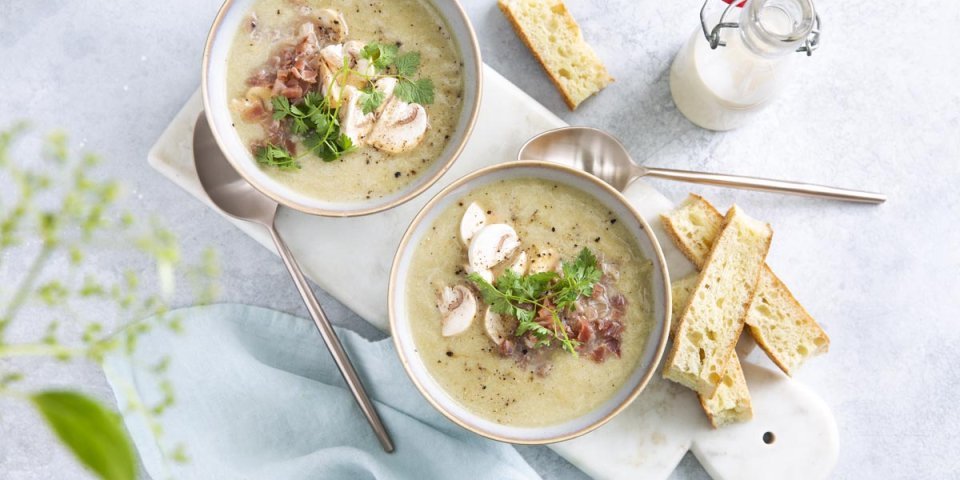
[200,0,483,217]
[388,160,673,445]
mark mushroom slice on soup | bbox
[468,224,520,274]
[366,98,428,153]
[339,86,376,145]
[437,285,477,336]
[459,202,486,246]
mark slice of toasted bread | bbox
[673,276,753,427]
[661,195,830,375]
[670,275,699,337]
[663,206,772,397]
[699,350,753,427]
[497,0,614,110]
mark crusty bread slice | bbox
[498,0,614,110]
[747,266,829,374]
[673,276,753,427]
[661,195,830,375]
[660,194,725,268]
[670,275,699,337]
[663,206,772,397]
[699,350,753,427]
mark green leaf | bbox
[359,89,385,115]
[309,109,331,133]
[394,78,435,105]
[302,91,326,111]
[395,51,421,77]
[271,96,292,120]
[31,391,136,480]
[466,248,600,356]
[337,133,355,154]
[361,42,398,71]
[254,144,299,170]
[290,116,311,135]
[555,247,602,309]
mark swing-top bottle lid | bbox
[701,0,821,56]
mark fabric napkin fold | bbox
[103,304,540,480]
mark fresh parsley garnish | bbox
[253,40,434,168]
[358,87,386,115]
[467,248,603,356]
[268,93,355,164]
[360,42,398,70]
[394,51,421,77]
[254,144,299,170]
[361,42,435,105]
[395,78,435,105]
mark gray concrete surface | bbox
[1,0,958,478]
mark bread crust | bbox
[661,194,830,376]
[659,193,724,270]
[748,266,830,375]
[497,0,613,110]
[663,205,772,397]
[698,351,753,428]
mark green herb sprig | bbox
[254,41,434,167]
[257,92,356,168]
[358,42,435,113]
[468,248,602,356]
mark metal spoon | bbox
[518,127,886,204]
[192,114,395,453]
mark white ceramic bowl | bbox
[201,0,482,217]
[389,161,672,444]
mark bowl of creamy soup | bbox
[202,0,480,216]
[389,161,671,443]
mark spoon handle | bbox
[267,221,395,453]
[642,167,886,204]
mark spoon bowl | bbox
[519,126,886,204]
[519,127,639,191]
[193,114,278,225]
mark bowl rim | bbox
[388,160,673,444]
[200,0,483,217]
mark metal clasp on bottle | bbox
[699,0,821,56]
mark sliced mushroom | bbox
[528,248,560,274]
[339,86,376,145]
[484,307,513,346]
[296,22,321,56]
[314,9,348,43]
[317,61,343,106]
[366,97,428,153]
[343,40,376,78]
[230,97,267,122]
[318,43,341,67]
[245,86,273,103]
[468,224,520,274]
[508,251,528,275]
[436,285,477,337]
[372,77,398,115]
[459,202,486,246]
[466,267,494,284]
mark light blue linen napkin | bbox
[103,304,540,480]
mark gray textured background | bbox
[1,0,958,478]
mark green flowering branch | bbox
[0,124,219,480]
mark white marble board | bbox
[148,64,838,479]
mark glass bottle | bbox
[669,0,820,131]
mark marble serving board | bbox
[148,65,838,479]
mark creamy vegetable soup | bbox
[407,178,654,426]
[226,0,464,201]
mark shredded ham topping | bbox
[234,19,338,156]
[492,260,627,375]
